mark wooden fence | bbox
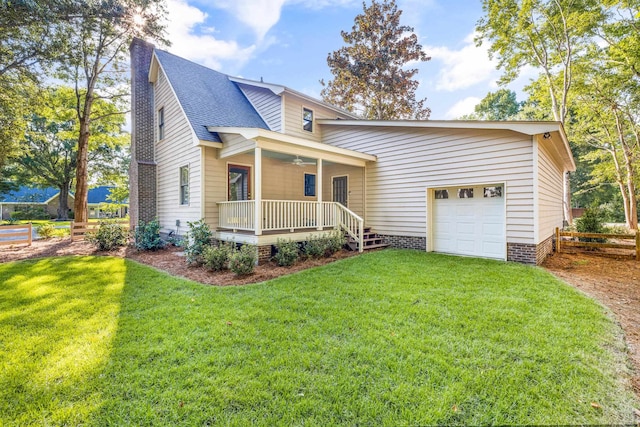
[555,227,640,260]
[71,220,130,241]
[0,223,32,246]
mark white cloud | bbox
[427,32,498,92]
[213,0,287,40]
[163,0,257,70]
[445,96,481,119]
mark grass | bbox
[0,250,637,425]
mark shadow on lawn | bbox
[0,257,125,425]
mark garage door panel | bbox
[432,185,505,260]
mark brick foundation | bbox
[378,234,426,250]
[257,245,272,264]
[535,234,554,265]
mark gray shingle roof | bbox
[154,50,269,142]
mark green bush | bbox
[325,231,346,256]
[202,242,235,271]
[273,238,299,266]
[10,206,49,220]
[302,234,326,259]
[134,219,166,251]
[86,220,128,251]
[184,219,213,265]
[575,208,606,243]
[36,224,56,239]
[229,244,256,276]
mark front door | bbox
[228,165,251,201]
[332,176,348,207]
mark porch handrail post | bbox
[254,147,262,236]
[316,158,323,230]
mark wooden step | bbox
[345,227,389,251]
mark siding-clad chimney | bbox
[129,38,157,227]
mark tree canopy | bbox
[321,0,431,120]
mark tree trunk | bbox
[73,119,90,223]
[57,183,70,220]
[563,172,573,225]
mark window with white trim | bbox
[303,108,313,132]
[179,165,189,205]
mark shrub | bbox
[302,234,326,259]
[575,208,606,243]
[184,219,213,265]
[166,232,184,247]
[86,220,128,251]
[36,224,56,239]
[203,242,235,271]
[229,244,256,276]
[273,238,299,266]
[325,231,346,256]
[135,219,166,251]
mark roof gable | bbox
[152,50,269,142]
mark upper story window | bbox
[303,108,313,132]
[158,107,165,141]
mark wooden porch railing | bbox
[262,200,335,231]
[555,227,640,260]
[217,200,364,252]
[335,203,364,253]
[218,200,256,231]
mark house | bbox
[87,186,129,219]
[129,38,575,265]
[0,186,74,220]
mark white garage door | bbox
[432,184,505,260]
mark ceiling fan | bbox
[291,155,316,166]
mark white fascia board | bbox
[207,126,377,163]
[198,139,223,148]
[228,76,359,119]
[228,76,286,95]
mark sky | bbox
[157,0,536,119]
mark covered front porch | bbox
[205,127,377,251]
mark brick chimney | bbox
[129,38,157,228]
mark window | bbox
[457,188,473,198]
[158,107,165,140]
[303,108,313,132]
[484,186,503,198]
[179,165,189,205]
[435,189,449,199]
[304,173,316,197]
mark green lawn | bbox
[0,250,637,425]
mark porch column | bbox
[316,158,323,230]
[254,147,262,236]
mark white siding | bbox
[322,125,535,244]
[155,68,202,234]
[237,84,282,132]
[282,93,352,142]
[537,139,565,243]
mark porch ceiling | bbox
[207,126,376,167]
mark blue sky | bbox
[160,0,535,119]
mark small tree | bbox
[321,0,431,120]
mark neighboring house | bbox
[87,186,129,219]
[129,38,575,265]
[0,186,74,220]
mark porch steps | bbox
[346,227,390,251]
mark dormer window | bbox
[158,107,165,141]
[303,108,313,132]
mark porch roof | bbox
[206,127,377,167]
